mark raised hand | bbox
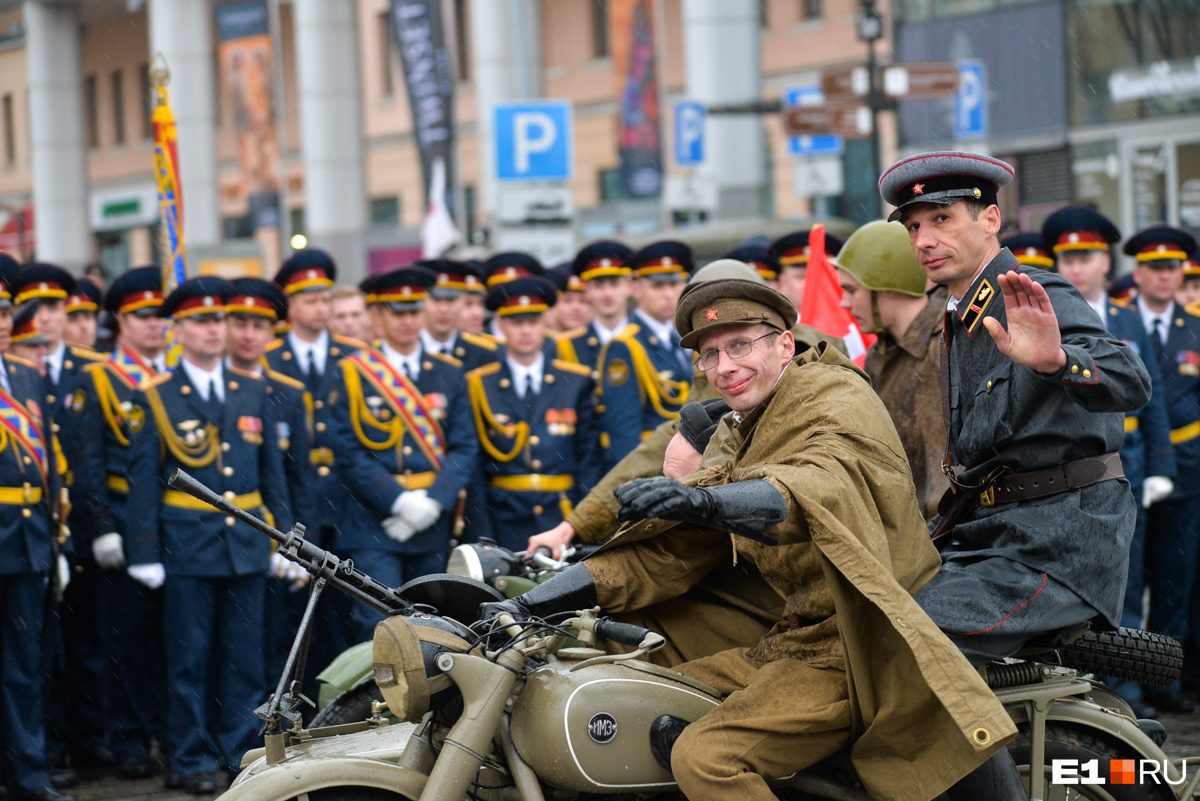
[981,271,1067,374]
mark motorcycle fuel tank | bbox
[510,659,721,792]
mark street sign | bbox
[792,157,844,197]
[496,187,575,226]
[821,67,870,100]
[783,86,845,157]
[493,226,577,265]
[783,103,872,139]
[955,59,988,139]
[663,174,719,211]
[673,101,705,167]
[495,101,573,182]
[883,62,960,99]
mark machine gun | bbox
[166,469,415,734]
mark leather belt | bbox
[980,453,1124,507]
[394,471,437,490]
[489,474,574,492]
[106,475,129,493]
[0,483,42,505]
[309,447,335,466]
[1124,417,1138,434]
[163,489,263,511]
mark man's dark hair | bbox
[961,199,989,220]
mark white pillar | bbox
[149,0,221,250]
[25,0,89,268]
[293,0,367,282]
[469,0,541,225]
[683,0,765,219]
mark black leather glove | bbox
[677,398,731,454]
[615,476,787,545]
[477,562,597,623]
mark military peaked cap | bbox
[879,151,1014,222]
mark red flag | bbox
[799,224,876,366]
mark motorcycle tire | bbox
[1056,628,1183,688]
[308,789,414,800]
[1008,723,1176,801]
[309,683,385,728]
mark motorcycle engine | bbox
[372,613,474,722]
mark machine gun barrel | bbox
[167,469,412,616]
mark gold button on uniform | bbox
[21,508,31,518]
[22,456,30,465]
[531,459,542,469]
[316,422,327,432]
[1083,369,1092,378]
[228,381,238,391]
[986,381,992,389]
[532,505,543,515]
[315,400,324,409]
[225,516,236,527]
[544,374,554,384]
[317,466,330,477]
[222,466,234,476]
[402,446,413,455]
[1070,365,1078,374]
[529,435,540,445]
[223,491,235,500]
[221,442,231,452]
[181,385,192,395]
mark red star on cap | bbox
[705,308,718,322]
[912,183,925,195]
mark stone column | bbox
[149,0,221,251]
[293,0,367,282]
[683,0,765,219]
[25,0,89,268]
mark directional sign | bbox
[673,101,706,166]
[783,86,845,157]
[821,67,870,100]
[955,59,987,139]
[495,101,573,182]
[783,103,871,139]
[883,62,961,99]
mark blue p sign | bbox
[674,101,705,166]
[955,60,987,140]
[495,101,573,182]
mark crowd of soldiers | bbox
[0,186,1198,800]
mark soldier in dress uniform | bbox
[1042,208,1177,716]
[1123,224,1200,713]
[1000,231,1055,270]
[64,282,101,350]
[595,241,693,470]
[882,151,1152,798]
[225,278,317,686]
[560,241,635,370]
[330,267,478,640]
[14,265,108,775]
[9,302,49,368]
[264,249,363,681]
[76,267,169,780]
[722,244,782,288]
[480,252,545,343]
[464,277,600,552]
[1177,253,1200,311]
[416,259,497,371]
[125,276,293,794]
[545,262,592,334]
[766,229,846,312]
[0,257,74,801]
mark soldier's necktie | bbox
[207,377,222,418]
[523,372,538,419]
[304,351,319,391]
[1152,319,1166,365]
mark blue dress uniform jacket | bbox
[264,334,363,534]
[464,358,602,551]
[915,249,1151,646]
[0,354,63,797]
[596,322,692,470]
[561,323,607,370]
[448,331,500,372]
[1104,302,1176,487]
[50,345,105,553]
[125,365,293,575]
[264,367,317,528]
[1151,305,1200,495]
[330,347,478,557]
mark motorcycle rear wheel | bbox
[1008,723,1176,801]
[309,683,386,728]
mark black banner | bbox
[390,0,457,218]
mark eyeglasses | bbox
[693,332,778,371]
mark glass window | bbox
[139,63,153,140]
[1177,141,1200,232]
[454,0,471,81]
[592,0,610,58]
[380,12,394,98]
[111,69,125,146]
[1070,140,1122,228]
[84,74,98,149]
[370,196,401,227]
[1131,144,1169,231]
[2,94,13,165]
[801,0,822,21]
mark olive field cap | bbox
[831,221,927,297]
[879,151,1015,222]
[675,278,798,349]
[1001,232,1055,270]
[689,259,764,286]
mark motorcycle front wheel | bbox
[309,682,386,727]
[1009,723,1177,801]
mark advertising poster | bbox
[610,0,663,197]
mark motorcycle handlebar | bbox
[593,619,653,647]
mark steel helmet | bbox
[830,221,927,297]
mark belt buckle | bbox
[979,485,995,507]
[22,483,35,504]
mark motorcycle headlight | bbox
[446,541,524,585]
[372,614,474,722]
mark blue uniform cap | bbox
[879,151,1015,222]
[229,277,288,322]
[105,266,164,317]
[361,266,437,312]
[415,258,486,299]
[723,245,783,281]
[1001,232,1055,270]
[66,280,102,314]
[485,276,559,317]
[630,240,693,283]
[274,248,337,295]
[11,299,46,346]
[1123,225,1199,267]
[16,263,76,307]
[160,276,232,321]
[1041,207,1121,258]
[0,252,21,308]
[483,252,545,288]
[572,240,634,282]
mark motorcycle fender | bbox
[219,758,427,801]
[316,640,374,701]
[1008,698,1181,781]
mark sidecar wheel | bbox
[309,683,386,727]
[1008,723,1176,800]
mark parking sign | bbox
[955,60,987,139]
[495,101,573,182]
[674,101,705,166]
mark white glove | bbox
[394,489,442,533]
[1143,476,1174,507]
[382,514,417,543]
[92,532,125,569]
[269,551,309,588]
[127,562,166,590]
[56,554,70,596]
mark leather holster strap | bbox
[985,453,1124,506]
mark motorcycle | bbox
[165,471,1198,801]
